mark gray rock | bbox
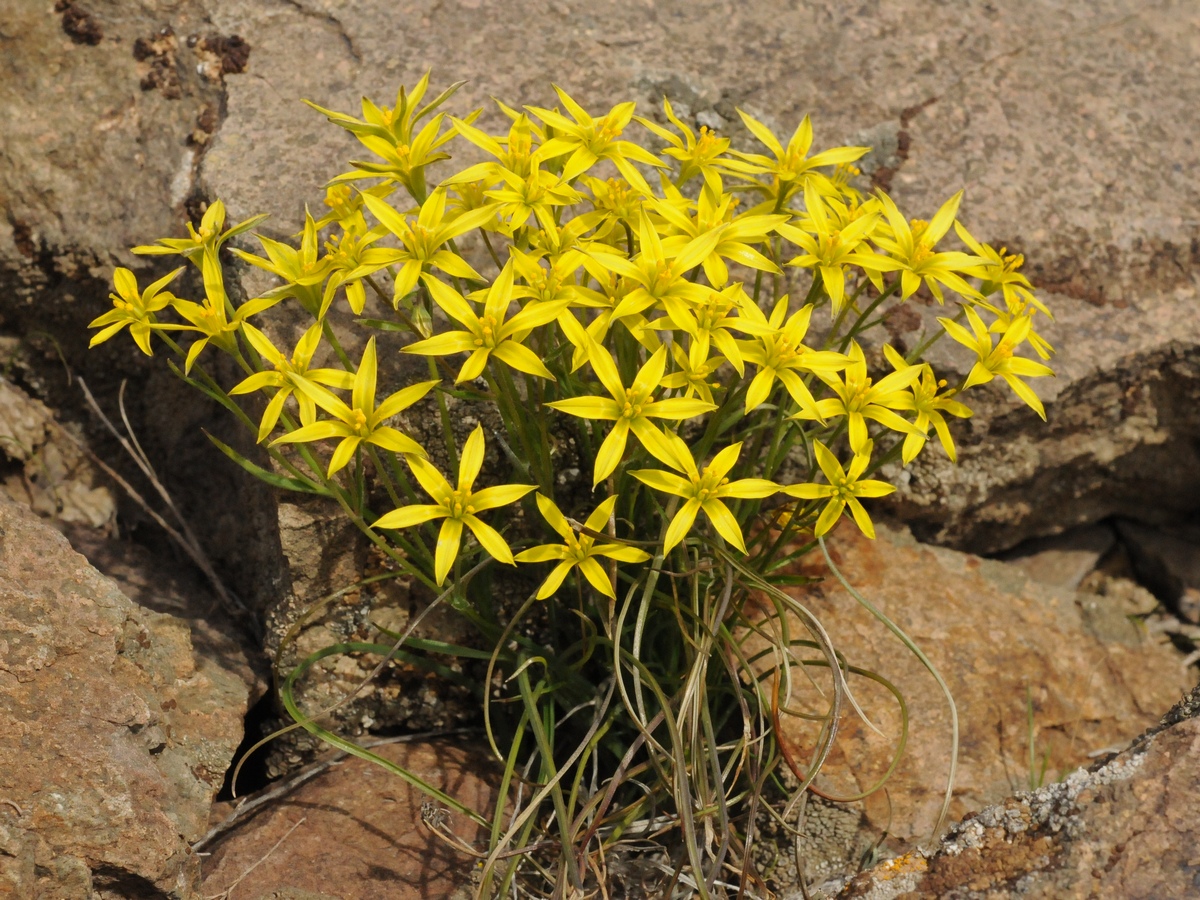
[197,0,1200,566]
[0,494,248,898]
[871,1,1200,552]
[0,0,287,633]
[1001,523,1117,590]
[1115,518,1200,623]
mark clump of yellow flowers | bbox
[91,75,1056,896]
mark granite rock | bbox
[0,494,249,898]
[199,740,496,900]
[838,682,1200,900]
[761,524,1191,887]
[5,0,1198,640]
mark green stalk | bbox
[517,666,583,890]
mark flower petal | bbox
[373,504,446,530]
[583,495,619,534]
[492,341,556,380]
[546,396,621,421]
[470,483,537,512]
[464,514,515,565]
[630,468,691,497]
[458,424,486,491]
[534,493,574,541]
[663,499,701,554]
[515,544,570,563]
[720,478,779,499]
[434,518,464,585]
[327,436,361,476]
[406,455,453,503]
[578,556,615,598]
[593,543,652,563]
[535,560,576,600]
[702,499,747,553]
[814,498,845,536]
[376,379,440,420]
[367,427,426,456]
[594,418,630,484]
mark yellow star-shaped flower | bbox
[515,494,651,599]
[373,425,536,585]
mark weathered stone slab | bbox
[0,495,248,898]
[199,740,496,900]
[838,683,1200,900]
[765,523,1189,885]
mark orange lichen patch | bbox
[876,850,929,880]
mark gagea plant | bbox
[92,74,1056,897]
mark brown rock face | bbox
[769,525,1189,865]
[195,0,1200,556]
[198,740,497,900]
[840,685,1200,900]
[0,495,248,898]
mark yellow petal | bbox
[663,499,701,554]
[702,499,747,553]
[458,424,486,491]
[593,419,630,484]
[464,515,515,565]
[578,556,615,598]
[373,504,446,530]
[434,518,464,585]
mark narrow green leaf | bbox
[355,317,409,333]
[205,431,327,495]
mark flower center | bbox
[692,471,730,503]
[351,408,371,436]
[405,223,434,258]
[774,335,804,365]
[475,314,500,348]
[621,387,647,420]
[846,377,872,411]
[446,488,474,518]
[650,262,677,293]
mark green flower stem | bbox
[839,280,900,351]
[480,229,505,272]
[485,365,542,490]
[430,360,459,472]
[364,445,402,509]
[906,304,965,364]
[516,666,583,890]
[320,321,355,371]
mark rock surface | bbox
[1000,524,1117,592]
[0,375,115,531]
[198,739,496,900]
[761,524,1190,887]
[837,683,1200,899]
[1115,518,1200,623]
[0,0,288,629]
[0,494,248,899]
[193,0,1200,559]
[3,0,1198,630]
